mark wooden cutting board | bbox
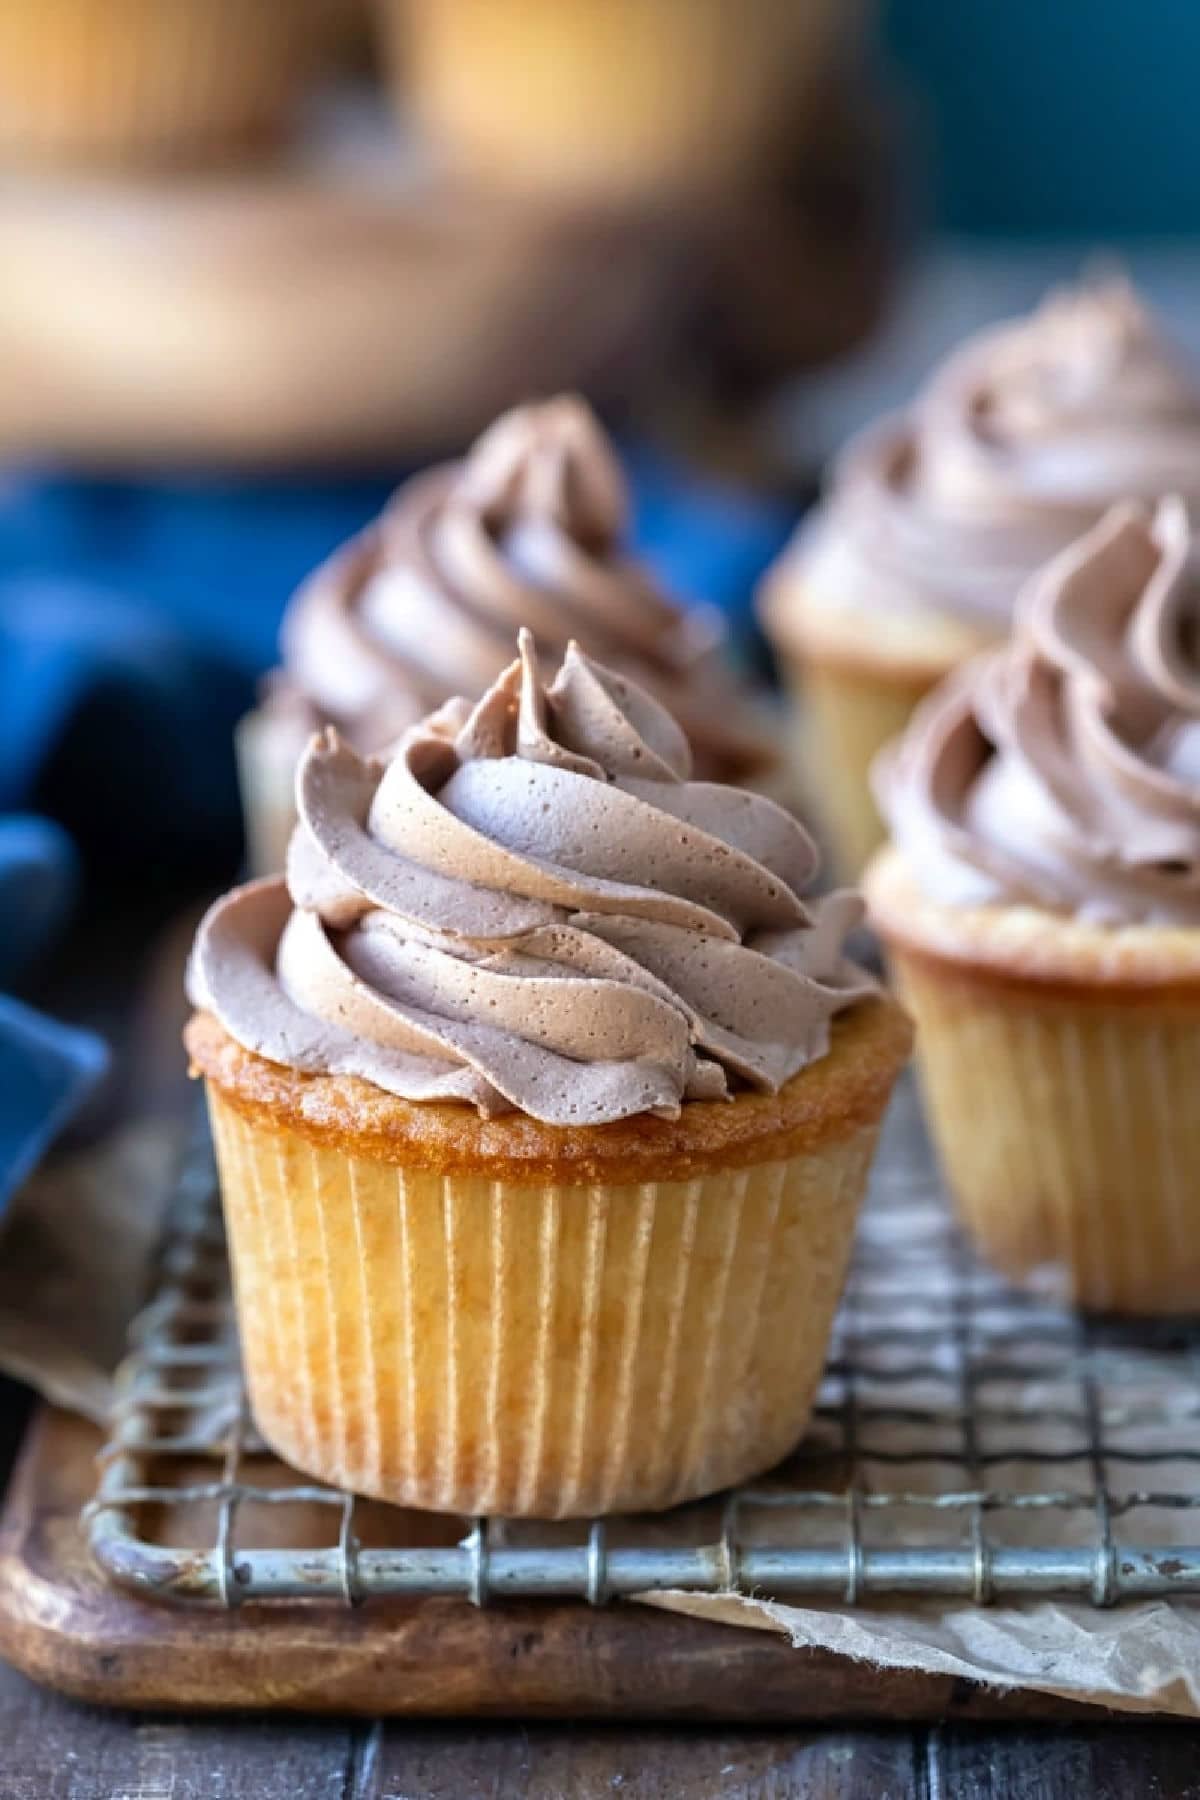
[0,1407,1120,1722]
[0,75,895,471]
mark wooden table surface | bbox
[4,888,1200,1798]
[3,1621,1200,1800]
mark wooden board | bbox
[0,1407,1128,1723]
[0,161,674,467]
[0,73,895,470]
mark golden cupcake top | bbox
[191,634,873,1126]
[875,497,1200,925]
[768,279,1200,640]
[272,394,775,783]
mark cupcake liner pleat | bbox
[208,1091,880,1517]
[398,0,841,195]
[235,707,305,879]
[777,648,939,883]
[0,0,324,167]
[893,952,1200,1314]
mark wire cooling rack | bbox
[86,1081,1200,1610]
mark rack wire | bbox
[86,1081,1200,1610]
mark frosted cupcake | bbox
[239,395,777,871]
[867,498,1200,1313]
[191,633,910,1517]
[761,279,1200,876]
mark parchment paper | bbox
[2,1105,1199,1718]
[0,1122,177,1422]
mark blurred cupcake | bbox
[761,278,1200,877]
[190,634,910,1516]
[867,498,1200,1313]
[240,395,779,872]
[0,0,331,168]
[389,0,843,199]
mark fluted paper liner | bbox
[777,648,938,880]
[208,1092,879,1517]
[398,0,841,195]
[235,705,304,878]
[886,948,1200,1314]
[0,0,324,166]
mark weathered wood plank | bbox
[929,1723,1200,1800]
[0,1661,356,1800]
[359,1725,924,1800]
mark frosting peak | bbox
[920,278,1200,515]
[455,394,627,548]
[876,498,1200,924]
[791,279,1200,635]
[194,636,871,1125]
[274,396,773,782]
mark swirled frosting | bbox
[876,498,1200,924]
[784,280,1200,636]
[271,395,773,782]
[194,635,872,1125]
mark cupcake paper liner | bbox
[395,0,842,197]
[235,705,306,878]
[776,647,940,882]
[208,1089,881,1518]
[0,0,327,168]
[887,945,1200,1315]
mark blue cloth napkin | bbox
[624,443,795,654]
[0,816,78,983]
[0,568,253,1223]
[0,993,109,1219]
[0,454,794,675]
[0,453,795,1218]
[0,809,103,1227]
[0,576,252,871]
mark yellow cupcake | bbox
[191,634,907,1515]
[760,550,996,879]
[389,0,842,199]
[189,998,908,1517]
[0,0,332,169]
[760,279,1200,880]
[867,500,1200,1313]
[868,849,1200,1314]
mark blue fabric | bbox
[0,577,252,871]
[0,455,792,674]
[0,452,793,1219]
[0,993,109,1218]
[0,794,104,1229]
[0,816,78,982]
[0,812,105,1227]
[624,445,795,654]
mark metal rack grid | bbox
[86,1082,1200,1609]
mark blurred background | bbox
[2,0,1199,998]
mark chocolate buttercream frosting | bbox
[194,636,872,1125]
[272,395,773,782]
[876,498,1200,924]
[790,280,1200,633]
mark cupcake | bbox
[0,0,332,169]
[240,395,779,872]
[389,0,843,200]
[190,633,910,1516]
[867,498,1200,1314]
[761,278,1200,877]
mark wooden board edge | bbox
[0,1409,1129,1723]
